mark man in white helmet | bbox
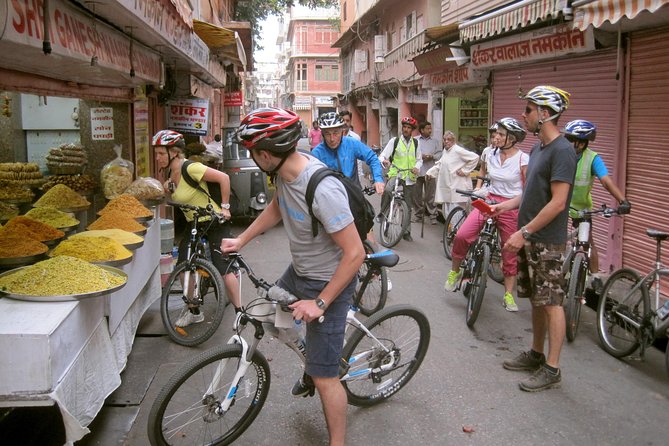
[493,85,576,392]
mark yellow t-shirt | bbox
[171,161,221,221]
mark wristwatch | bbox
[315,298,327,310]
[220,203,231,210]
[521,226,532,240]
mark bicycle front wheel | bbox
[379,199,410,248]
[340,305,430,407]
[596,268,649,358]
[466,244,490,328]
[147,344,271,446]
[565,252,588,342]
[161,258,228,347]
[354,241,388,316]
[443,206,467,259]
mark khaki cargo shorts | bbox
[517,241,567,307]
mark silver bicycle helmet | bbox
[318,112,345,129]
[496,117,527,144]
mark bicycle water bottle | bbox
[657,300,669,321]
[292,319,307,355]
[578,221,590,244]
[202,237,212,260]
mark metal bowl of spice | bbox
[0,252,48,268]
[0,256,128,301]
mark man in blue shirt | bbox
[311,112,385,194]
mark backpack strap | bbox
[305,167,337,237]
[181,159,213,202]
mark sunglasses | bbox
[525,106,535,114]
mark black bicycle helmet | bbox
[237,108,302,153]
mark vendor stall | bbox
[0,217,160,443]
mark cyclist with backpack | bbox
[379,116,422,242]
[153,130,241,326]
[222,107,364,446]
[444,118,529,313]
[563,119,631,281]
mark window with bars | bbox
[296,63,307,91]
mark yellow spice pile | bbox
[25,207,79,229]
[88,210,145,232]
[50,236,132,262]
[0,255,126,296]
[69,229,143,246]
[34,184,90,209]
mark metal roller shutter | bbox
[623,27,669,282]
[491,49,623,272]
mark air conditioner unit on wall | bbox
[374,35,386,63]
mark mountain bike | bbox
[443,178,503,284]
[597,228,669,371]
[378,165,412,248]
[453,189,500,327]
[147,252,430,445]
[160,203,228,347]
[563,205,620,342]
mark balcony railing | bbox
[383,30,426,70]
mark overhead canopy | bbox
[459,0,565,42]
[572,0,669,30]
[193,19,250,72]
[425,23,460,42]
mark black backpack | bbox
[180,160,222,205]
[305,167,375,241]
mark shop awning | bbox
[572,0,669,30]
[193,20,248,71]
[425,23,460,42]
[459,0,566,42]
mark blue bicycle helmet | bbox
[564,120,597,141]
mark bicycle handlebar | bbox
[362,185,376,196]
[572,204,621,219]
[455,189,488,202]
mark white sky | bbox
[255,16,280,66]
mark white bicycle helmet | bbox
[152,130,185,148]
[318,112,345,129]
[523,85,571,115]
[496,117,527,144]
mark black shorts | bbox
[177,220,234,275]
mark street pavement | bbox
[76,192,668,446]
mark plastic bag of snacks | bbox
[101,145,134,199]
[124,177,165,201]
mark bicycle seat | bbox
[366,249,400,268]
[646,229,669,240]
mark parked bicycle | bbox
[160,202,228,347]
[563,204,620,342]
[355,237,397,316]
[443,178,503,284]
[451,189,501,327]
[597,228,669,373]
[147,252,430,445]
[378,165,413,248]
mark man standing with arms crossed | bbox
[493,86,576,392]
[223,107,365,445]
[412,121,441,225]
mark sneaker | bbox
[291,373,315,397]
[503,350,545,371]
[503,292,519,312]
[403,233,414,242]
[387,277,393,292]
[175,310,205,327]
[444,270,462,292]
[519,365,562,392]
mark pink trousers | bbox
[451,194,520,277]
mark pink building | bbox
[283,6,341,128]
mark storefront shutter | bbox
[490,49,622,272]
[623,27,669,281]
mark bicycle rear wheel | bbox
[466,244,490,328]
[596,268,649,358]
[161,258,228,347]
[340,305,430,407]
[147,344,270,446]
[379,199,410,248]
[443,206,467,259]
[565,252,587,342]
[354,241,388,316]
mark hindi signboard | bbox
[91,108,114,141]
[224,91,243,107]
[167,99,210,136]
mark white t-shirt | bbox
[485,148,529,198]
